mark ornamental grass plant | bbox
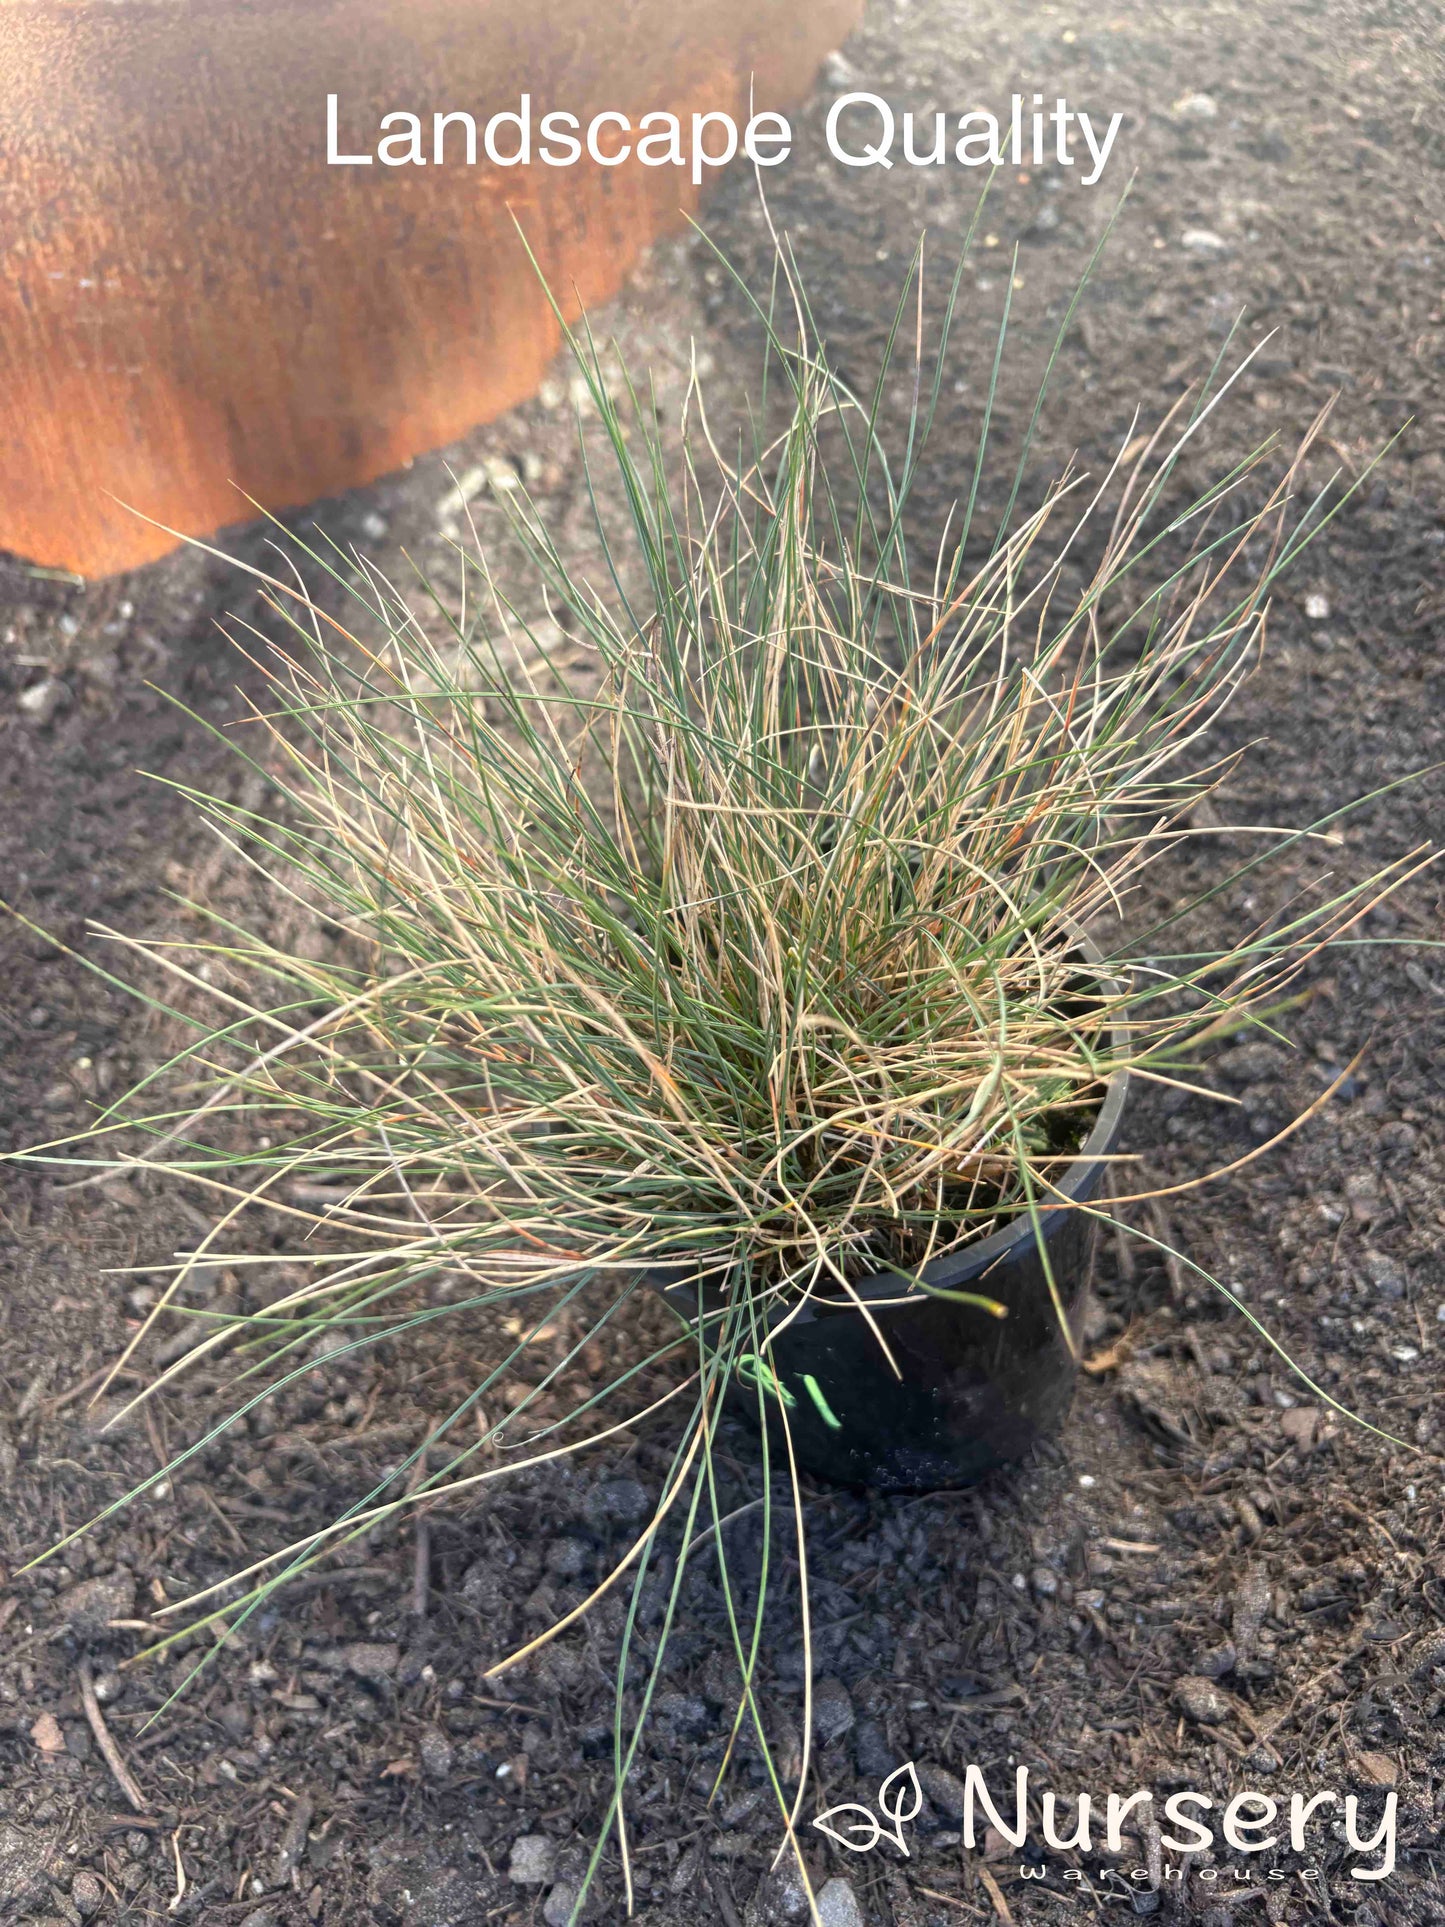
[14,218,1429,1918]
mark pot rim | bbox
[653,929,1130,1327]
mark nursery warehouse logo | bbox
[326,89,1125,186]
[813,1762,1398,1885]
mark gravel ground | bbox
[2,2,1444,1923]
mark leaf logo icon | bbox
[811,1804,882,1853]
[812,1761,923,1857]
[878,1761,923,1840]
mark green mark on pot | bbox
[735,1354,843,1430]
[800,1373,842,1430]
[736,1353,796,1407]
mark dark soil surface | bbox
[3,3,1444,1924]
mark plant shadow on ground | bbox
[2,1,1445,1924]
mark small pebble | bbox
[1304,592,1331,620]
[1195,1640,1237,1679]
[812,1675,855,1745]
[1345,1172,1381,1222]
[653,1692,709,1738]
[816,1877,866,1927]
[1215,1040,1287,1083]
[1279,1406,1325,1451]
[1175,1675,1231,1724]
[342,1641,400,1680]
[916,1762,967,1819]
[544,1536,589,1578]
[1361,1249,1407,1300]
[508,1835,555,1886]
[1172,91,1219,120]
[17,678,66,724]
[29,1712,65,1754]
[720,1790,764,1830]
[56,1568,135,1640]
[585,1478,651,1528]
[460,1559,507,1614]
[71,1871,104,1918]
[436,466,486,521]
[853,1716,898,1780]
[543,1880,584,1927]
[744,1862,810,1923]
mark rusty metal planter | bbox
[0,0,858,577]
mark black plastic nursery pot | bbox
[649,1055,1129,1494]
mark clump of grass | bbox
[12,222,1429,1919]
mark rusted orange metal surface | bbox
[0,1,859,578]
